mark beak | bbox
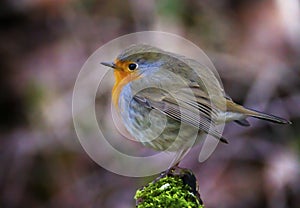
[101,61,116,69]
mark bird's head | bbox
[101,44,167,78]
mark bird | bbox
[101,44,291,166]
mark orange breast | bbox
[112,70,140,109]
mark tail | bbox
[245,108,291,124]
[226,100,291,124]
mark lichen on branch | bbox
[135,167,204,208]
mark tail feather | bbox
[225,100,291,124]
[245,108,291,124]
[234,119,251,126]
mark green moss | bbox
[135,175,204,208]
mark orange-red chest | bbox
[112,70,140,109]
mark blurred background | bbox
[1,0,300,207]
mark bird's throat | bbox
[112,70,140,109]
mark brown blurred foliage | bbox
[0,0,299,207]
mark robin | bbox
[101,44,290,166]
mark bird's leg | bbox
[154,148,190,182]
[169,148,191,168]
[161,162,180,176]
[153,163,180,183]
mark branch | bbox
[135,167,204,208]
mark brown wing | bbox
[133,86,228,143]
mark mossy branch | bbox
[135,167,204,208]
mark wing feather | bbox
[133,86,228,143]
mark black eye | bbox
[128,63,138,71]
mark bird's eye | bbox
[128,63,138,71]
